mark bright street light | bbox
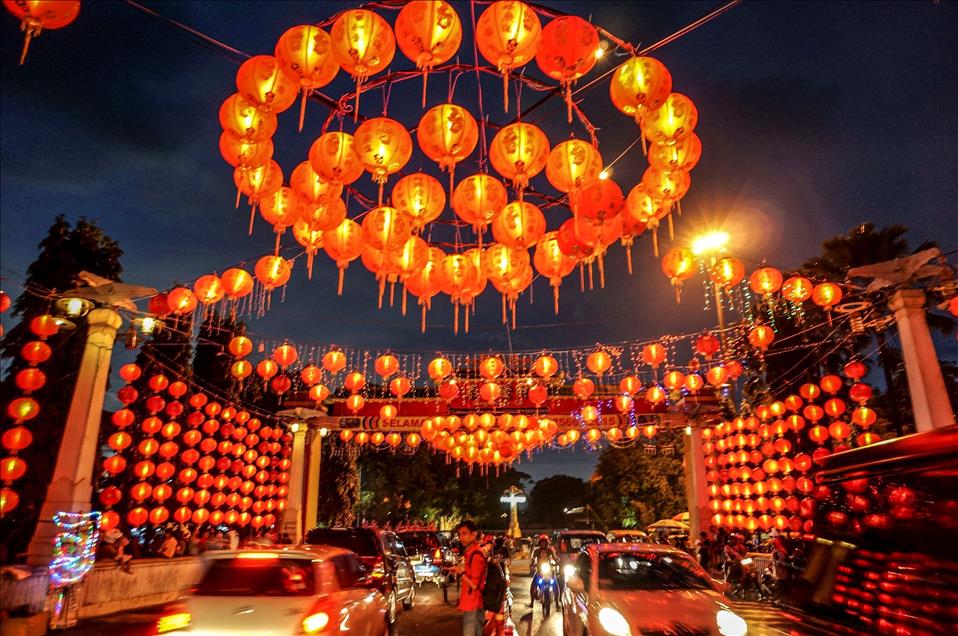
[691,230,730,255]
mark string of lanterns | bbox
[216,0,704,333]
[1,311,61,515]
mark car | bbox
[606,530,649,544]
[154,547,388,635]
[305,527,416,625]
[561,543,748,636]
[397,530,455,586]
[553,530,608,565]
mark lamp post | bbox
[500,486,526,540]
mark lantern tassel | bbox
[598,253,606,289]
[307,252,314,279]
[454,303,459,335]
[588,260,594,290]
[422,70,429,109]
[641,134,648,156]
[421,305,427,334]
[553,284,560,315]
[501,294,507,325]
[502,71,509,113]
[579,262,585,292]
[465,303,470,333]
[677,200,683,216]
[652,228,659,258]
[389,281,395,307]
[235,188,242,209]
[298,89,309,132]
[378,277,386,309]
[248,201,257,236]
[626,242,633,275]
[354,79,362,122]
[511,300,517,330]
[565,84,573,124]
[674,282,682,304]
[18,25,36,66]
[401,285,407,316]
[668,212,674,241]
[337,267,345,296]
[274,232,281,256]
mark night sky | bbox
[2,1,956,482]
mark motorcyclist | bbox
[529,534,558,609]
[723,534,748,585]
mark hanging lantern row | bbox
[216,0,704,332]
[702,363,880,536]
[97,364,293,532]
[1,313,62,515]
[3,0,81,65]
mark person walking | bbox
[481,536,508,636]
[451,520,487,636]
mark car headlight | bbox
[539,562,552,576]
[716,609,748,636]
[597,607,630,636]
[563,564,577,580]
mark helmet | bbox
[538,534,549,543]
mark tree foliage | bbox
[316,438,360,528]
[590,446,686,530]
[525,474,589,527]
[0,216,123,562]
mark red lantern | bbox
[4,0,80,65]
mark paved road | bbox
[62,562,834,635]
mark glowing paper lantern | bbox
[534,355,559,378]
[167,288,197,315]
[476,1,541,111]
[362,206,413,252]
[417,104,479,190]
[375,354,399,378]
[452,173,509,236]
[235,55,298,113]
[533,232,576,313]
[709,256,745,288]
[535,16,599,120]
[323,219,365,295]
[749,267,783,296]
[781,276,813,303]
[395,1,462,104]
[428,357,453,381]
[390,173,446,230]
[812,282,843,310]
[274,25,340,130]
[219,94,277,142]
[640,92,698,145]
[748,325,775,351]
[329,9,395,112]
[354,117,413,196]
[219,132,273,169]
[308,132,364,186]
[546,139,603,194]
[661,247,695,301]
[649,133,702,173]
[235,160,284,233]
[489,122,550,196]
[4,0,80,65]
[254,255,292,290]
[492,201,546,249]
[193,274,225,306]
[609,56,672,122]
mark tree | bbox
[0,216,123,562]
[525,475,589,527]
[316,438,359,528]
[590,445,686,530]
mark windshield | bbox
[305,529,378,557]
[558,534,605,552]
[597,552,712,591]
[398,532,441,553]
[197,558,316,596]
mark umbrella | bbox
[647,519,689,531]
[672,512,690,522]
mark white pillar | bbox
[684,428,709,541]
[283,425,308,542]
[26,308,122,566]
[304,430,323,532]
[889,290,956,432]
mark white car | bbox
[155,547,388,635]
[561,543,748,636]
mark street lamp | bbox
[54,296,93,319]
[690,230,731,351]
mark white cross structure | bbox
[500,486,526,539]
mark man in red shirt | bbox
[452,520,487,636]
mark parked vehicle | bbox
[305,527,416,626]
[606,529,649,543]
[153,547,388,635]
[552,530,607,565]
[561,543,748,636]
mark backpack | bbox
[482,559,507,613]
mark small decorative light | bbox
[598,169,611,180]
[319,427,329,437]
[133,316,162,335]
[691,231,730,255]
[55,296,93,319]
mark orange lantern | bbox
[812,282,843,310]
[709,256,745,288]
[624,185,665,255]
[586,350,612,377]
[428,356,453,381]
[308,384,330,403]
[573,377,595,399]
[533,355,559,378]
[274,25,340,130]
[452,173,509,236]
[221,268,254,299]
[438,254,482,333]
[663,370,686,391]
[193,274,225,305]
[254,255,292,291]
[291,221,325,279]
[228,336,253,358]
[546,139,603,194]
[354,117,414,198]
[571,178,624,225]
[322,350,346,374]
[329,9,395,113]
[417,104,479,191]
[533,232,576,313]
[649,133,702,173]
[640,92,698,145]
[344,371,366,393]
[219,131,273,169]
[391,173,446,231]
[480,381,502,403]
[535,16,599,121]
[619,375,641,396]
[641,342,666,368]
[5,0,80,65]
[781,276,813,303]
[489,122,550,197]
[259,187,303,246]
[323,219,365,295]
[480,356,505,379]
[166,288,197,315]
[389,376,412,398]
[308,132,364,186]
[219,93,277,142]
[748,325,775,351]
[706,365,728,386]
[645,385,666,405]
[379,404,398,421]
[375,354,400,378]
[272,343,298,369]
[256,359,278,380]
[235,54,298,113]
[749,267,783,296]
[820,374,843,394]
[235,160,284,233]
[641,167,691,206]
[346,394,365,414]
[492,201,546,249]
[395,1,462,104]
[476,1,541,111]
[609,56,672,122]
[661,247,695,301]
[362,207,413,256]
[685,373,704,394]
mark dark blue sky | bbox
[2,1,957,481]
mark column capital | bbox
[86,306,123,330]
[889,288,927,313]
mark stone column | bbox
[303,429,323,532]
[889,289,956,432]
[282,424,309,542]
[684,427,710,541]
[26,308,123,566]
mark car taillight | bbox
[301,611,329,633]
[155,612,191,633]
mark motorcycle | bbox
[532,559,560,616]
[726,557,762,601]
